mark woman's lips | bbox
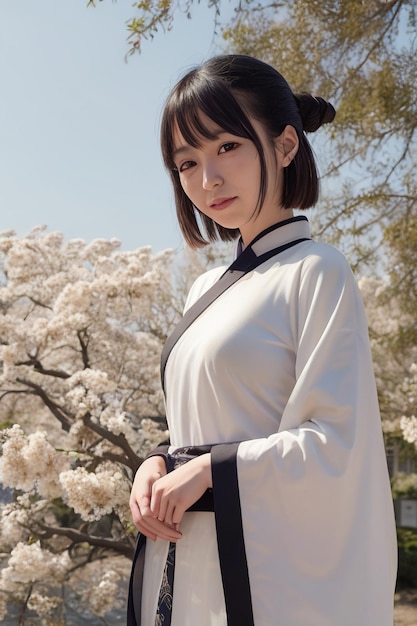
[209,197,237,211]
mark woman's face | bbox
[172,113,297,246]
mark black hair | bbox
[160,54,335,248]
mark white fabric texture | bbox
[140,218,397,626]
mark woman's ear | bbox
[276,125,299,167]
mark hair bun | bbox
[294,93,336,132]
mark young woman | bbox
[128,55,397,626]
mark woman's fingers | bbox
[161,501,177,527]
[131,496,182,541]
[135,516,182,542]
[150,454,212,527]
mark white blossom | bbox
[99,408,137,446]
[381,417,402,435]
[400,415,417,446]
[59,462,130,522]
[83,570,121,616]
[1,542,70,585]
[27,593,62,618]
[0,425,70,497]
[0,504,30,548]
[139,418,170,458]
[66,369,117,419]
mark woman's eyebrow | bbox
[172,144,192,160]
[173,131,229,160]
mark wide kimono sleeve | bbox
[211,248,397,626]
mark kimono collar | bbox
[235,216,311,258]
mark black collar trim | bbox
[239,216,308,249]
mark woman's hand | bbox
[129,456,182,542]
[150,453,212,527]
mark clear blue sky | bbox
[0,1,237,253]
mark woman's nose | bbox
[202,161,223,190]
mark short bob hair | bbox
[161,54,335,248]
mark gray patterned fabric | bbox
[155,542,176,626]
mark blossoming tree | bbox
[0,227,209,622]
[358,215,417,479]
[359,277,417,447]
[384,216,417,454]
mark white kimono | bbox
[140,217,397,625]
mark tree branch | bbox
[96,449,136,467]
[20,295,54,312]
[82,412,140,471]
[36,522,135,559]
[15,357,71,379]
[15,377,73,431]
[77,329,91,369]
[19,583,33,626]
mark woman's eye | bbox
[178,160,195,172]
[219,142,238,154]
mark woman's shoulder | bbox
[299,240,353,279]
[184,265,227,311]
[293,240,361,305]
